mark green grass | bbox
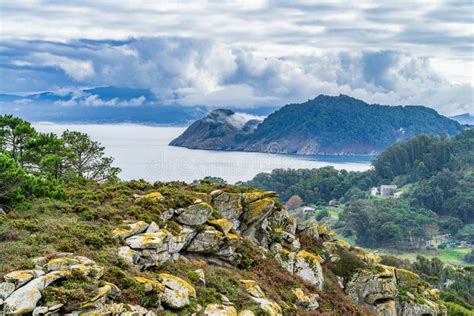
[399,184,414,193]
[381,248,472,266]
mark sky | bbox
[0,0,473,115]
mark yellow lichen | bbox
[296,250,321,264]
[5,270,34,282]
[227,233,240,241]
[244,198,274,222]
[239,279,266,298]
[335,239,351,250]
[159,273,196,297]
[112,227,131,236]
[317,224,329,235]
[208,218,233,234]
[134,276,160,285]
[144,192,164,200]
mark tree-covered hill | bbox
[243,129,474,249]
[171,94,465,155]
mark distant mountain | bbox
[170,94,465,155]
[451,113,474,125]
[0,86,277,125]
[170,109,263,149]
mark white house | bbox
[369,187,379,196]
[380,185,397,196]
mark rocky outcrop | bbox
[346,264,446,316]
[275,250,324,289]
[4,270,70,314]
[240,280,282,316]
[159,273,196,309]
[2,255,109,315]
[292,288,319,310]
[176,202,213,226]
[346,265,398,306]
[0,254,198,315]
[112,221,149,238]
[1,187,448,316]
[114,191,285,271]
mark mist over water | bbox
[34,123,373,183]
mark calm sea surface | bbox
[34,123,373,183]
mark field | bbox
[379,248,472,266]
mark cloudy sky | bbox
[0,0,473,115]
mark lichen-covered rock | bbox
[211,192,243,228]
[70,263,104,280]
[292,288,319,310]
[0,282,15,300]
[426,288,441,301]
[77,302,156,315]
[186,226,225,253]
[204,304,238,316]
[176,202,213,226]
[252,297,282,316]
[240,280,266,298]
[241,191,278,204]
[4,270,36,288]
[138,249,172,269]
[50,256,101,280]
[126,231,173,250]
[80,282,121,310]
[118,246,140,264]
[169,225,197,253]
[346,265,397,306]
[4,270,70,314]
[375,299,397,316]
[238,311,256,316]
[134,276,164,293]
[242,198,275,225]
[275,250,295,274]
[159,273,196,309]
[142,192,164,200]
[294,250,324,289]
[355,251,382,265]
[146,221,160,233]
[194,268,206,285]
[46,257,79,271]
[208,218,234,234]
[240,279,282,316]
[112,221,149,238]
[290,239,301,251]
[399,300,447,316]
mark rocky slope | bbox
[0,181,448,315]
[170,95,464,155]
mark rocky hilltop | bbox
[0,181,448,315]
[170,95,464,155]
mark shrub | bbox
[316,209,329,221]
[444,301,474,316]
[332,249,366,278]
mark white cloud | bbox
[0,1,472,115]
[2,37,473,115]
[225,112,263,129]
[31,52,94,81]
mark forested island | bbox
[171,95,464,155]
